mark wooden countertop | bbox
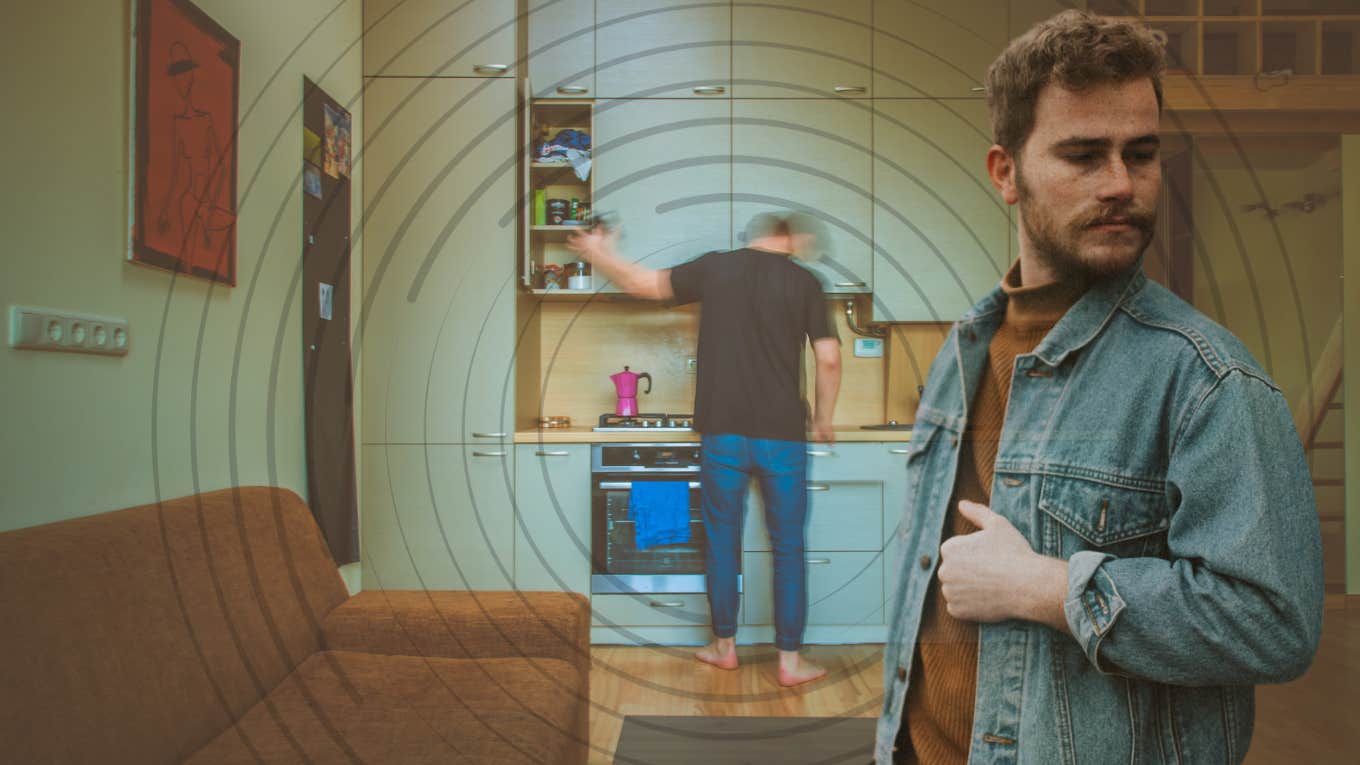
[513,427,913,444]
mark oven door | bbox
[591,473,731,594]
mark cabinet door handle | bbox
[535,450,570,457]
[834,281,867,288]
[556,85,589,95]
[807,449,832,457]
[889,448,911,455]
[649,600,685,608]
[807,484,830,492]
[474,64,508,74]
[471,432,508,439]
[970,86,986,93]
[692,85,726,95]
[833,85,867,94]
[472,450,507,458]
[806,558,832,565]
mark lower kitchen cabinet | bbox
[360,444,515,591]
[592,592,711,628]
[743,481,883,552]
[513,443,592,593]
[742,551,884,626]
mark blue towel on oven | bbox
[628,481,691,550]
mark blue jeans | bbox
[700,433,809,651]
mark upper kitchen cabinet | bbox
[872,99,1007,322]
[873,0,1006,98]
[733,1,872,97]
[596,0,731,98]
[732,99,873,293]
[361,78,517,444]
[364,0,516,78]
[592,98,732,288]
[528,0,595,98]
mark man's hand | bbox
[566,225,617,262]
[811,417,835,445]
[937,500,1070,633]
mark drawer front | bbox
[805,442,910,480]
[743,482,882,552]
[742,551,883,626]
[592,592,711,627]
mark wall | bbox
[1345,134,1359,596]
[0,0,364,535]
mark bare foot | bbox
[777,650,827,687]
[695,638,739,670]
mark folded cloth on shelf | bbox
[628,482,691,550]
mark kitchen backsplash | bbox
[524,299,918,429]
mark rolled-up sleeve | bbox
[1062,369,1324,686]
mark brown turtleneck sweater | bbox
[897,260,1086,765]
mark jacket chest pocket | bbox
[1038,474,1169,559]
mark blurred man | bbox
[875,10,1322,764]
[570,212,841,686]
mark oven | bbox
[590,443,738,595]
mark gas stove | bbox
[593,413,694,432]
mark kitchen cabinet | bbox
[873,0,1006,98]
[361,444,515,590]
[595,0,731,98]
[527,0,595,98]
[363,0,516,78]
[743,552,884,626]
[592,592,711,628]
[740,442,911,629]
[872,99,1009,322]
[733,0,872,98]
[592,98,733,289]
[361,78,516,443]
[732,99,873,293]
[513,444,592,593]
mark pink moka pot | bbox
[610,366,652,416]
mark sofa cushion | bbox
[0,487,349,764]
[181,650,587,764]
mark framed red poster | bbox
[130,0,240,285]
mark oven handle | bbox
[599,481,702,490]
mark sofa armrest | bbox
[322,590,590,676]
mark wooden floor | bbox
[589,608,1360,764]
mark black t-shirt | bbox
[669,248,839,442]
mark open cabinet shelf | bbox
[521,93,594,292]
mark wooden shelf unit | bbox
[521,96,594,290]
[1082,1,1360,77]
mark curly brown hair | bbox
[985,9,1167,155]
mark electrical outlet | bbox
[9,306,129,356]
[685,357,698,374]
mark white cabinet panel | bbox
[364,0,516,78]
[732,99,873,293]
[873,0,1007,98]
[361,444,515,590]
[596,0,731,98]
[361,78,516,443]
[514,444,592,593]
[743,552,884,625]
[743,482,883,552]
[593,98,732,287]
[733,1,872,98]
[872,99,1008,322]
[528,0,595,97]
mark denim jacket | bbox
[875,264,1324,764]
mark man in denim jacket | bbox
[875,10,1323,764]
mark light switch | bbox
[853,337,883,358]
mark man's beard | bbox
[1016,168,1156,282]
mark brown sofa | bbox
[0,486,590,764]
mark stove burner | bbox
[594,413,694,431]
